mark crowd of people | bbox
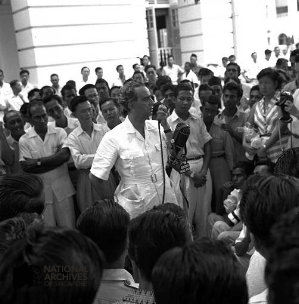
[0,45,299,304]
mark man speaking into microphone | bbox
[89,81,178,218]
[167,82,212,239]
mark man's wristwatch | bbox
[37,159,41,166]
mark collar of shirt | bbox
[102,269,135,283]
[123,116,157,133]
[168,109,199,124]
[74,122,106,136]
[27,124,57,138]
[217,108,241,120]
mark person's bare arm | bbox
[89,173,115,199]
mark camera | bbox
[275,91,293,123]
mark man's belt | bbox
[186,155,203,161]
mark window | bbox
[297,0,299,10]
[172,8,179,28]
[275,0,288,16]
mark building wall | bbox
[0,4,20,82]
[10,0,148,87]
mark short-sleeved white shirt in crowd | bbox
[90,116,178,218]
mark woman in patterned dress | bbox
[244,68,289,164]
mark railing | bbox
[158,47,173,65]
[147,0,170,5]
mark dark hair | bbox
[70,95,89,113]
[40,86,55,98]
[50,73,58,79]
[65,80,76,89]
[265,49,272,55]
[198,68,213,77]
[208,76,222,87]
[110,86,121,95]
[161,83,177,96]
[20,69,29,76]
[176,83,194,97]
[198,84,213,94]
[167,54,174,60]
[276,58,288,67]
[77,199,130,265]
[20,103,30,117]
[81,66,90,73]
[156,75,172,89]
[233,161,254,176]
[0,174,44,222]
[95,67,103,73]
[250,85,260,95]
[257,68,283,90]
[9,80,19,88]
[290,49,299,59]
[116,65,123,72]
[43,94,63,106]
[144,64,156,73]
[79,84,96,96]
[128,209,191,282]
[201,94,221,108]
[133,71,145,79]
[0,225,104,304]
[265,209,299,304]
[240,175,299,250]
[0,69,3,74]
[28,88,40,100]
[3,110,21,125]
[61,84,76,98]
[132,63,139,70]
[95,78,110,91]
[226,62,241,75]
[180,79,194,92]
[151,203,187,221]
[223,82,243,98]
[190,53,197,59]
[152,239,248,304]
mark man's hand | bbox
[192,171,207,188]
[156,105,169,129]
[285,100,299,118]
[22,158,38,170]
[221,123,233,134]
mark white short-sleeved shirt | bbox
[19,124,75,203]
[21,82,34,102]
[48,116,80,135]
[5,95,24,111]
[162,64,184,85]
[65,123,109,170]
[167,110,212,158]
[181,70,199,85]
[90,117,178,218]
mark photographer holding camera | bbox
[244,68,289,164]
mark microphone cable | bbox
[158,121,166,205]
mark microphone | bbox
[168,122,190,175]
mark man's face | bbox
[223,89,239,110]
[85,88,99,105]
[81,68,90,78]
[184,63,191,73]
[274,47,280,57]
[134,64,141,72]
[143,56,149,66]
[29,90,41,102]
[199,89,212,101]
[5,112,24,138]
[110,87,120,101]
[50,76,59,87]
[211,85,222,97]
[146,67,156,82]
[228,56,236,63]
[226,65,239,78]
[200,75,211,85]
[101,100,119,123]
[163,89,176,111]
[63,89,76,109]
[232,168,247,189]
[96,69,103,79]
[168,57,174,66]
[117,66,124,75]
[45,99,64,121]
[74,101,93,126]
[190,56,197,66]
[133,73,144,84]
[42,87,54,100]
[175,90,193,116]
[202,102,218,125]
[249,89,262,108]
[95,83,109,101]
[132,86,154,119]
[20,72,29,84]
[222,58,228,67]
[251,53,257,61]
[265,53,271,60]
[30,105,48,131]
